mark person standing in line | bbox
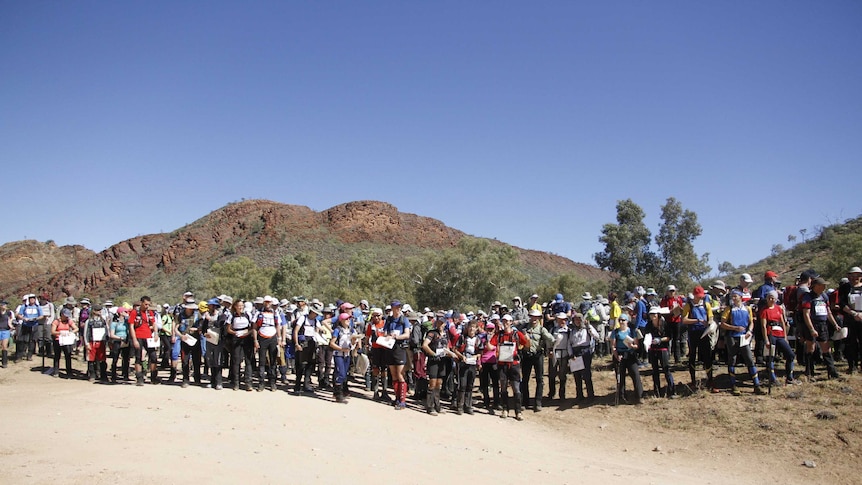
[647,306,676,398]
[293,303,322,394]
[682,286,715,392]
[493,314,530,420]
[547,312,570,400]
[330,313,361,403]
[759,290,796,385]
[452,320,480,415]
[612,314,643,404]
[839,267,862,374]
[83,304,109,382]
[720,290,765,395]
[128,296,160,386]
[0,301,14,368]
[384,301,411,410]
[51,309,78,379]
[226,299,254,391]
[108,310,131,383]
[478,316,501,413]
[15,294,42,362]
[253,296,281,392]
[519,309,554,412]
[799,277,841,380]
[568,312,599,402]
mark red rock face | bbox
[2,199,603,300]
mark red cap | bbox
[764,270,778,280]
[693,286,706,298]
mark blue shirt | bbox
[20,304,43,327]
[614,327,633,352]
[635,299,648,329]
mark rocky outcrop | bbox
[2,199,605,300]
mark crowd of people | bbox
[2,265,861,420]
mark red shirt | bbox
[129,309,156,339]
[759,306,785,338]
[491,329,529,361]
[366,318,387,349]
[660,296,685,323]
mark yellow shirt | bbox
[609,301,622,330]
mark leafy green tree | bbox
[535,273,610,306]
[654,197,710,288]
[415,238,525,310]
[207,256,274,300]
[594,199,658,291]
[270,255,311,299]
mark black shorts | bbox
[135,337,158,364]
[426,357,447,379]
[371,347,388,368]
[800,321,829,343]
[388,346,407,366]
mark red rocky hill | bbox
[1,200,607,301]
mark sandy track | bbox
[0,358,823,485]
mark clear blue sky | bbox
[2,2,860,273]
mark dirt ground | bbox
[0,352,857,485]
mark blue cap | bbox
[555,293,563,302]
[208,298,220,306]
[390,300,402,307]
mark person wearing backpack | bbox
[799,277,841,380]
[452,320,480,415]
[492,314,530,420]
[422,313,456,416]
[611,313,643,404]
[839,267,862,374]
[330,313,362,403]
[128,296,160,386]
[384,301,411,410]
[647,306,675,398]
[569,312,599,401]
[478,317,501,413]
[409,311,432,400]
[520,309,555,412]
[682,286,716,393]
[83,305,109,382]
[547,312,571,400]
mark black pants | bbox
[688,328,714,385]
[231,337,254,386]
[316,344,333,387]
[753,319,766,363]
[479,362,500,407]
[572,351,595,399]
[845,317,862,372]
[110,341,130,380]
[159,334,172,367]
[181,341,202,382]
[649,348,674,396]
[53,341,73,376]
[519,352,544,407]
[547,350,568,399]
[295,340,317,391]
[617,351,643,401]
[257,337,278,386]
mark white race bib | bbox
[815,304,828,317]
[259,326,277,338]
[235,329,248,338]
[181,334,198,346]
[146,337,160,349]
[58,331,75,346]
[92,328,106,341]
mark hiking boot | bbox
[754,385,766,395]
[514,413,523,421]
[181,379,189,389]
[731,386,741,396]
[499,410,508,419]
[135,372,145,386]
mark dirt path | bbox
[0,358,847,484]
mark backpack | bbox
[585,304,601,323]
[783,285,799,312]
[409,322,427,349]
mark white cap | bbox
[741,273,753,283]
[501,314,513,322]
